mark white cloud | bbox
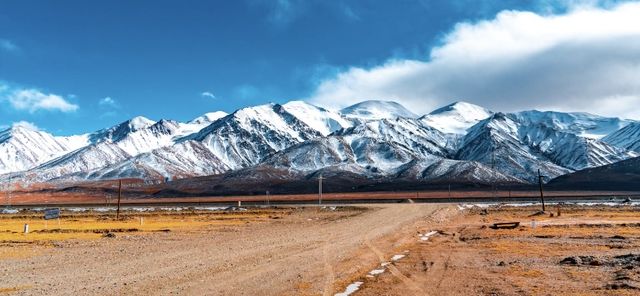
[12,121,40,131]
[99,96,118,107]
[0,39,18,52]
[307,2,640,119]
[0,85,79,113]
[201,91,216,99]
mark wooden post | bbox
[116,179,122,220]
[538,169,546,212]
[318,175,323,205]
[266,190,270,207]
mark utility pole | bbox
[266,190,270,207]
[6,155,14,210]
[4,176,10,210]
[538,169,546,212]
[116,179,122,220]
[318,174,323,206]
[491,145,497,198]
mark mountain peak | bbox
[127,116,156,130]
[188,111,228,125]
[282,101,351,136]
[429,101,490,116]
[340,100,417,120]
[420,101,493,134]
[0,124,42,143]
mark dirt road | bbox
[0,204,445,295]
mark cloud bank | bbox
[0,83,79,113]
[307,2,640,119]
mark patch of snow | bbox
[1,208,19,214]
[334,281,363,296]
[391,254,406,261]
[419,230,439,241]
[368,269,385,276]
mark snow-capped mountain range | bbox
[1,100,639,185]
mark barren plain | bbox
[0,203,638,295]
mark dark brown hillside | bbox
[548,156,640,190]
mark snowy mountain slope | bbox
[420,101,493,134]
[185,103,323,169]
[10,117,215,182]
[89,116,156,144]
[282,101,352,136]
[340,100,418,122]
[603,122,640,152]
[3,99,639,185]
[395,158,525,184]
[84,141,230,181]
[333,118,451,157]
[262,117,459,179]
[95,101,374,179]
[264,132,523,184]
[456,113,572,181]
[513,110,632,139]
[456,113,636,182]
[520,123,636,170]
[0,126,88,174]
[25,141,132,182]
[263,136,416,174]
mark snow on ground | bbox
[419,230,439,241]
[458,200,639,209]
[334,281,363,296]
[391,254,406,261]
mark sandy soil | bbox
[355,205,640,296]
[0,204,445,295]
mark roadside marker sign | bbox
[44,208,61,220]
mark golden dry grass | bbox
[0,285,31,294]
[0,210,286,242]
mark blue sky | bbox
[1,0,639,135]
